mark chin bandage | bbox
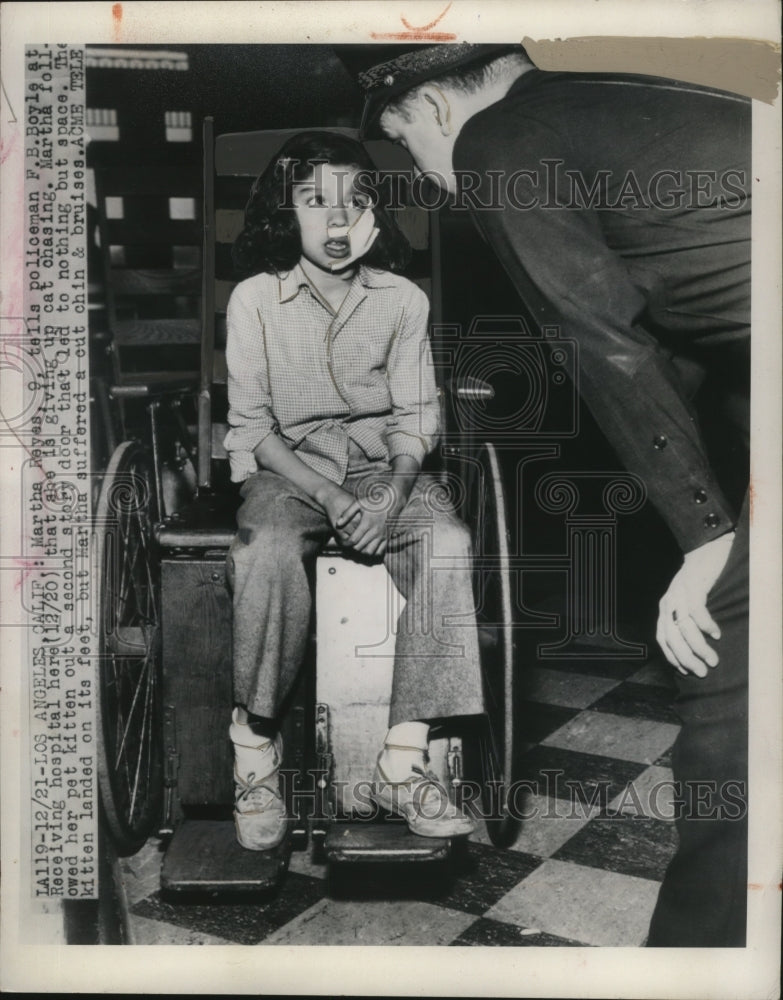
[328,207,379,271]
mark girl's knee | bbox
[231,515,305,575]
[431,514,472,556]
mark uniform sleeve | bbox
[385,283,440,465]
[454,116,738,552]
[223,282,278,482]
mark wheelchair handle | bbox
[446,376,495,401]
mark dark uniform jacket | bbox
[453,70,751,552]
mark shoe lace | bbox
[235,769,281,808]
[408,765,460,814]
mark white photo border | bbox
[1,2,780,996]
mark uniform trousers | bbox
[647,492,749,947]
[226,455,485,727]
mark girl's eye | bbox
[351,195,372,209]
[306,195,326,207]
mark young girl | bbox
[224,131,484,851]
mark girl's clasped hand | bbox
[335,476,407,557]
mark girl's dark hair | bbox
[232,130,411,278]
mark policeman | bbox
[344,42,751,947]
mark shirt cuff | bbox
[228,452,257,483]
[670,497,737,553]
[386,430,429,466]
[224,425,277,482]
[653,472,738,553]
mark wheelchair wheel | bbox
[463,442,519,848]
[94,440,164,855]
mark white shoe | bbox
[230,715,287,851]
[371,757,475,838]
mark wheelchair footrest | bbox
[161,819,292,894]
[324,821,450,864]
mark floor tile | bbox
[451,916,584,947]
[533,657,644,681]
[261,897,476,946]
[325,857,458,903]
[521,667,622,709]
[590,681,681,725]
[287,847,327,880]
[120,838,165,906]
[520,744,647,807]
[131,872,325,945]
[506,793,601,857]
[553,812,677,882]
[130,914,235,946]
[518,701,581,743]
[485,858,660,947]
[542,710,680,765]
[628,660,678,689]
[435,842,542,915]
[609,765,676,821]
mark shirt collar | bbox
[278,262,397,303]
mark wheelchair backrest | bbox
[94,155,204,394]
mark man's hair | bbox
[232,130,411,278]
[383,50,530,121]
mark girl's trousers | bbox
[227,465,485,727]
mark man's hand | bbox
[656,531,735,677]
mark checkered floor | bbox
[118,651,682,947]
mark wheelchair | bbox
[92,120,519,896]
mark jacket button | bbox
[653,434,667,449]
[704,513,720,529]
[693,489,708,504]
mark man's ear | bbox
[421,85,453,136]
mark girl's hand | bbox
[318,484,361,542]
[340,506,394,556]
[336,476,410,557]
[328,207,379,271]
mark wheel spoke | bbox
[96,442,162,852]
[128,651,156,822]
[115,514,139,624]
[465,444,518,846]
[114,655,150,767]
[118,513,143,622]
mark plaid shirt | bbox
[224,264,439,484]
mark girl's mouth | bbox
[325,238,350,257]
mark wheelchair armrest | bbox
[110,372,200,399]
[155,491,240,549]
